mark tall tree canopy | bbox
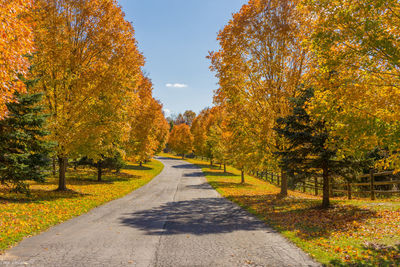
[32,0,144,190]
[0,0,34,117]
[302,0,400,170]
[209,0,309,193]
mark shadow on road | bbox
[185,182,214,190]
[119,197,267,236]
[172,164,199,169]
[183,171,204,177]
[155,156,181,161]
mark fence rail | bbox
[252,170,400,200]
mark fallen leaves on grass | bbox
[187,157,400,266]
[0,160,163,252]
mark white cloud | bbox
[166,83,188,88]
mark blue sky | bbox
[117,0,247,117]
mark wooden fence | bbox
[252,170,400,200]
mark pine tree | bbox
[274,87,360,208]
[0,91,52,194]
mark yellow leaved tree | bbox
[32,0,144,190]
[168,124,193,159]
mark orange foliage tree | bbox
[190,108,217,162]
[168,124,193,159]
[124,76,169,166]
[209,0,308,191]
[32,0,144,190]
[0,0,34,117]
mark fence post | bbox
[347,181,352,200]
[370,169,375,200]
[314,177,318,196]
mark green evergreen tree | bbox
[274,87,361,208]
[76,153,125,182]
[0,90,52,194]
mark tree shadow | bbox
[229,194,378,240]
[334,242,400,266]
[124,164,152,171]
[208,181,253,189]
[155,156,181,161]
[119,197,269,236]
[172,164,199,169]
[330,258,398,267]
[0,188,86,204]
[203,171,237,177]
[66,172,140,185]
[183,172,204,177]
[185,182,215,190]
[198,164,223,170]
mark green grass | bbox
[166,154,400,266]
[0,159,163,252]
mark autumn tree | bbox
[0,0,34,117]
[301,0,400,171]
[274,87,363,208]
[168,124,193,159]
[174,114,186,125]
[205,106,231,173]
[154,110,170,154]
[191,108,210,159]
[183,110,196,126]
[32,0,144,190]
[124,76,169,166]
[209,0,309,190]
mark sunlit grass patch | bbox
[183,156,400,266]
[0,159,163,252]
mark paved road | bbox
[1,157,319,267]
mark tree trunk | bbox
[224,163,226,173]
[139,161,142,167]
[182,154,184,159]
[241,169,245,184]
[97,163,102,182]
[210,158,213,166]
[314,177,318,196]
[57,157,68,191]
[322,167,330,208]
[219,163,222,169]
[279,169,288,197]
[52,156,56,176]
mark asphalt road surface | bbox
[1,157,319,267]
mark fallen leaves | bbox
[0,160,163,252]
[187,157,400,266]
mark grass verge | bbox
[0,159,163,252]
[167,154,400,266]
